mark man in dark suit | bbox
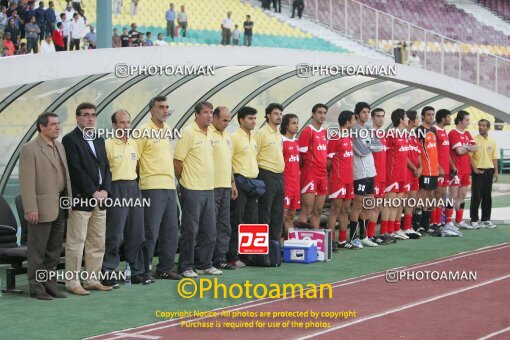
[62,102,113,295]
[19,112,72,300]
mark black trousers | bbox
[272,0,281,12]
[257,168,284,241]
[228,175,258,262]
[292,0,304,18]
[470,168,494,222]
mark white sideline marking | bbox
[478,326,510,340]
[297,274,510,339]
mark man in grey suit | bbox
[19,112,72,300]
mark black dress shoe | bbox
[144,273,156,283]
[30,291,53,300]
[132,274,151,285]
[102,279,120,289]
[155,271,182,280]
[45,288,67,298]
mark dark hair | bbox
[478,119,490,129]
[406,110,418,122]
[75,102,96,116]
[435,109,450,124]
[194,101,213,114]
[146,31,151,36]
[421,106,435,117]
[338,110,354,127]
[111,110,130,124]
[280,113,298,135]
[57,22,62,28]
[265,103,284,122]
[60,12,65,19]
[237,106,257,123]
[371,107,384,117]
[312,103,328,114]
[354,102,370,116]
[36,112,58,132]
[149,96,167,110]
[455,110,469,125]
[391,108,406,127]
[73,13,78,18]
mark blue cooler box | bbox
[283,240,318,264]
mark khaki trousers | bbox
[65,207,106,289]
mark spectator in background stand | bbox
[243,15,253,47]
[128,22,139,46]
[63,2,74,24]
[85,25,95,48]
[291,0,304,19]
[138,32,145,46]
[5,18,20,50]
[272,0,281,13]
[120,27,129,47]
[69,12,80,50]
[177,5,187,38]
[60,13,69,50]
[0,6,7,32]
[72,0,81,13]
[2,46,10,57]
[40,34,56,53]
[113,0,122,17]
[407,51,422,68]
[165,3,175,41]
[0,31,3,53]
[145,31,153,46]
[3,31,14,56]
[112,28,121,48]
[153,32,168,46]
[130,0,138,16]
[25,15,41,54]
[44,1,56,38]
[15,41,27,55]
[232,24,240,46]
[78,9,87,37]
[52,22,65,51]
[261,0,270,10]
[23,2,35,30]
[35,1,46,40]
[221,11,232,46]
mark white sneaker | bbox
[470,221,480,229]
[404,229,421,238]
[481,221,497,229]
[360,237,378,247]
[458,221,473,229]
[445,222,459,231]
[181,270,198,278]
[395,230,409,239]
[196,267,223,275]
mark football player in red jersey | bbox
[384,109,409,240]
[281,113,300,237]
[327,110,356,249]
[369,108,395,245]
[402,110,422,238]
[448,110,478,229]
[434,109,452,227]
[298,104,328,228]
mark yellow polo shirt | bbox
[105,137,138,181]
[136,120,176,190]
[471,134,499,169]
[231,128,258,179]
[174,121,215,190]
[256,124,285,173]
[210,124,232,188]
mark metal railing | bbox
[283,0,510,96]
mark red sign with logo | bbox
[238,224,269,254]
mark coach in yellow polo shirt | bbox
[469,119,499,228]
[210,106,239,271]
[136,96,181,281]
[102,110,149,287]
[256,103,285,242]
[227,106,259,267]
[174,101,222,278]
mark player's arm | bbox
[298,127,310,168]
[470,156,482,174]
[369,131,383,152]
[173,130,191,180]
[416,153,422,177]
[449,158,458,175]
[352,136,371,156]
[407,158,417,172]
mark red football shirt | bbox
[449,128,475,176]
[283,137,300,196]
[298,124,328,174]
[407,132,421,179]
[435,126,450,174]
[373,136,387,182]
[327,136,354,183]
[385,129,409,184]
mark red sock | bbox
[430,208,437,225]
[367,221,377,238]
[446,208,454,223]
[455,209,464,224]
[394,220,401,231]
[339,230,347,242]
[387,221,395,234]
[435,207,443,224]
[380,220,388,235]
[404,214,412,230]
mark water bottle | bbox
[125,262,131,286]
